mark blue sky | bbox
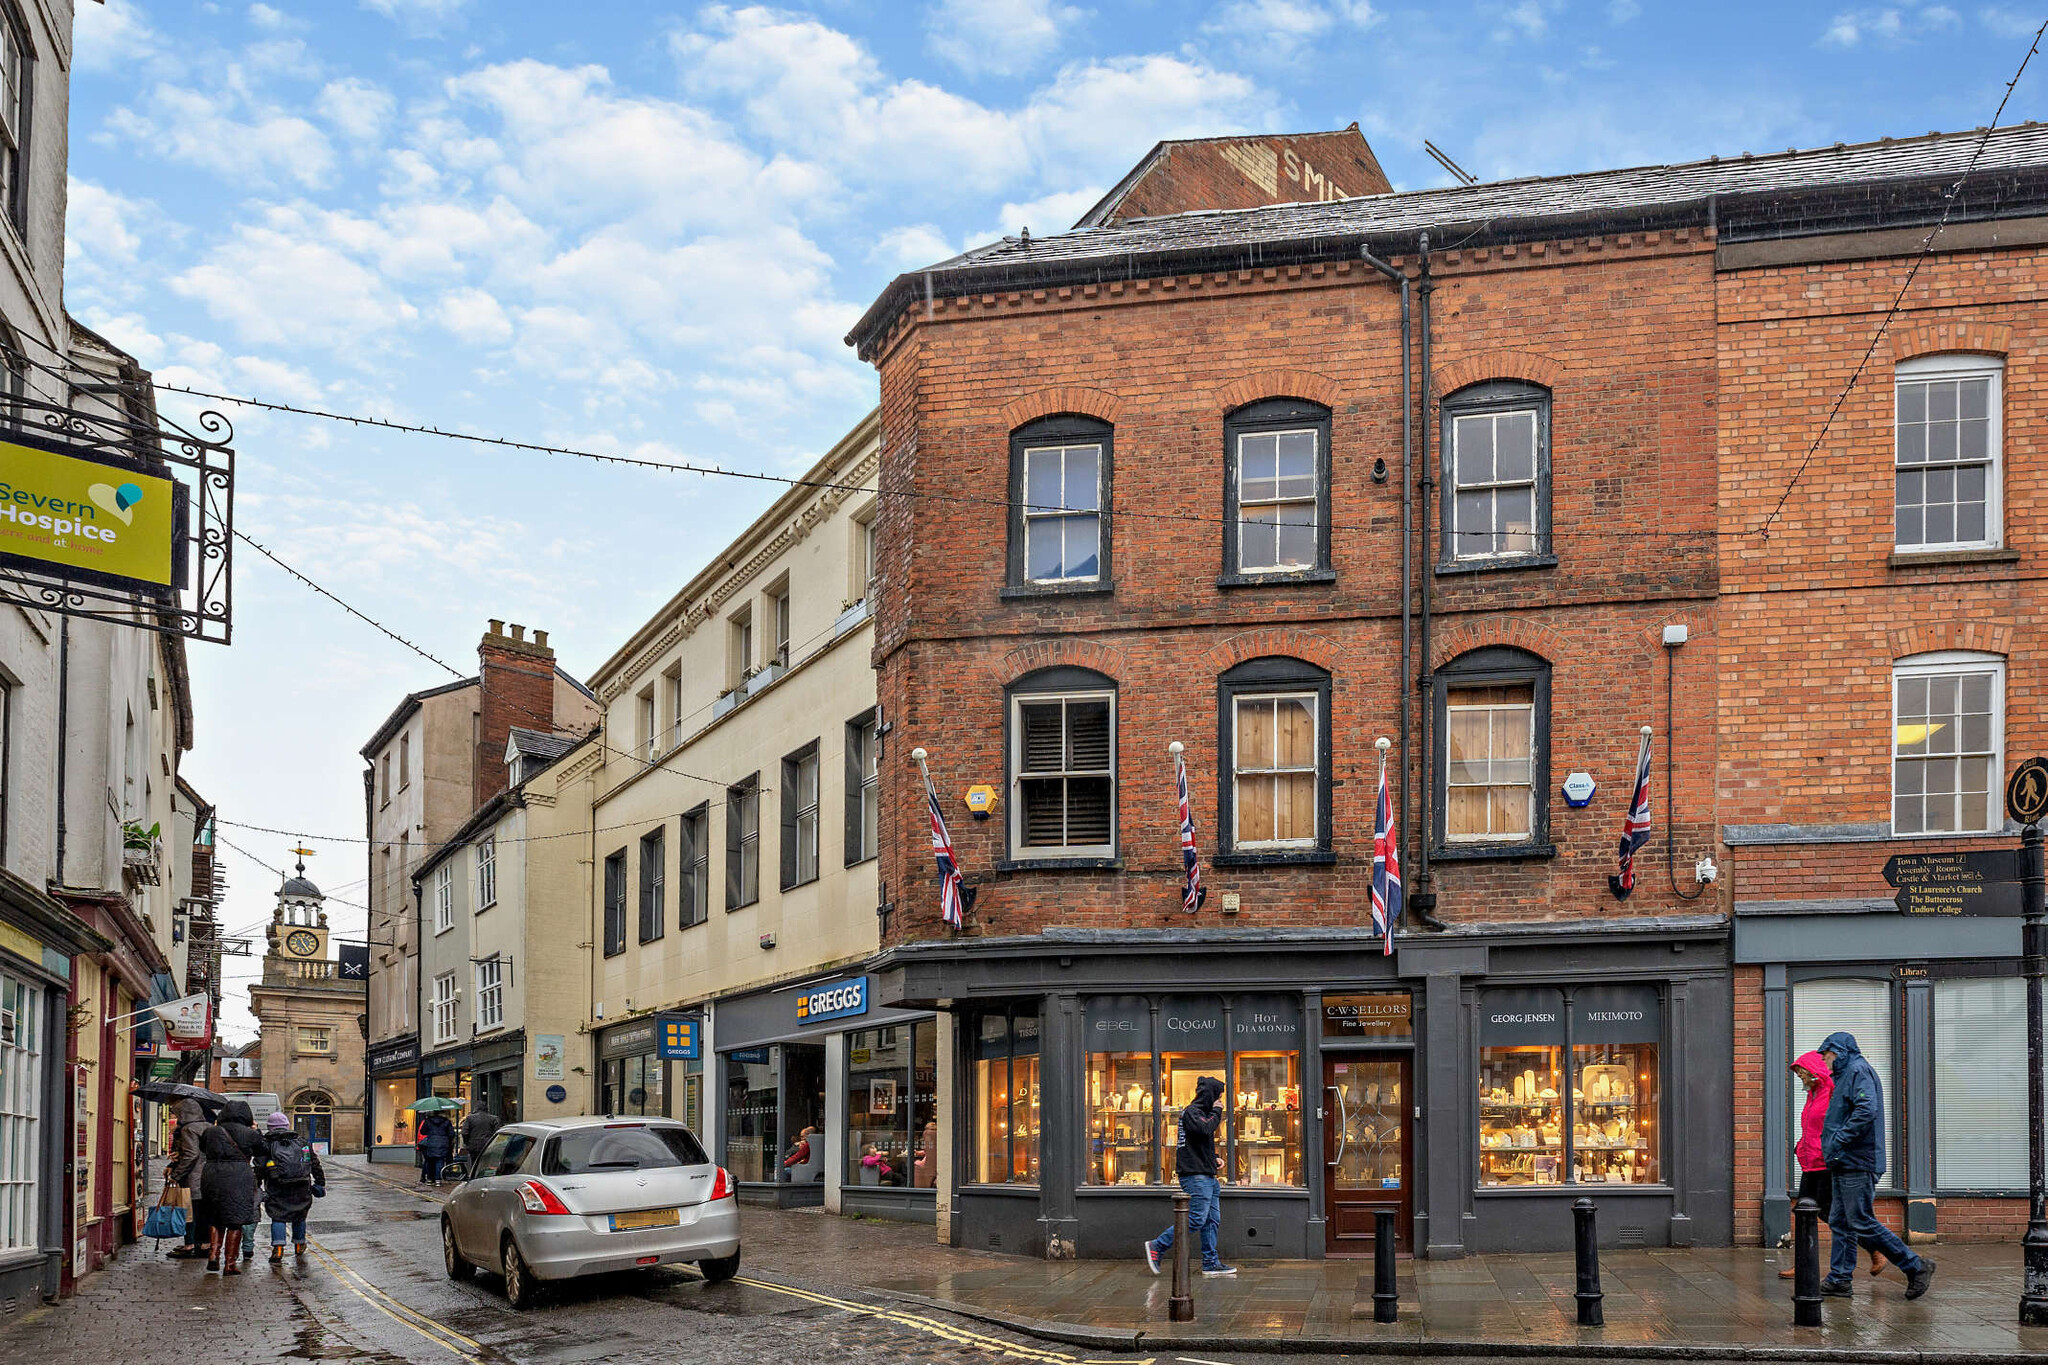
[66,0,2044,1031]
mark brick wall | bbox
[870,235,1724,946]
[1733,965,1765,1244]
[1098,128,1392,225]
[475,622,558,810]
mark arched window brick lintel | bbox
[1430,619,1569,670]
[998,386,1124,430]
[1200,629,1341,674]
[1888,322,2013,365]
[989,637,1130,690]
[1888,621,2013,661]
[1432,351,1565,397]
[1216,369,1342,413]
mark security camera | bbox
[1694,857,1719,886]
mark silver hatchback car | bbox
[441,1116,740,1307]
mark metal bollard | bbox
[1372,1208,1399,1323]
[1169,1189,1194,1322]
[1573,1197,1605,1327]
[1792,1196,1823,1327]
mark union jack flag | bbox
[1370,756,1402,956]
[925,770,973,927]
[1175,749,1206,913]
[1609,728,1654,900]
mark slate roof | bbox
[505,726,580,763]
[850,123,2048,357]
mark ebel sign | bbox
[796,976,868,1025]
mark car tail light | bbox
[517,1180,574,1216]
[708,1167,734,1201]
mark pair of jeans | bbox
[1826,1168,1920,1283]
[1152,1174,1223,1271]
[421,1156,446,1182]
[270,1216,307,1247]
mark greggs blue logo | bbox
[796,976,868,1025]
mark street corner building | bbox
[843,123,2048,1261]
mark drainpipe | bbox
[1410,233,1446,931]
[54,616,68,886]
[1359,247,1415,899]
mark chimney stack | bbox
[476,620,558,810]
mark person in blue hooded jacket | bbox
[1817,1031,1935,1300]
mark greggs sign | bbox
[0,436,178,591]
[796,976,868,1025]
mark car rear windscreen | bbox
[543,1124,710,1174]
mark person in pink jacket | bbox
[1781,1050,1884,1278]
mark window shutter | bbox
[725,794,743,910]
[844,717,865,867]
[1791,978,1897,1184]
[1933,977,2031,1188]
[781,755,800,890]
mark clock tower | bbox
[266,853,330,963]
[251,849,368,1153]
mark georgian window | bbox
[1008,416,1111,592]
[474,836,497,911]
[1895,354,2002,552]
[431,863,452,935]
[474,957,503,1031]
[638,827,665,944]
[1892,652,2003,835]
[0,12,31,240]
[1434,647,1552,856]
[1217,657,1333,862]
[1222,399,1332,583]
[1007,668,1116,861]
[1441,381,1552,569]
[679,804,709,928]
[429,972,457,1045]
[845,710,880,866]
[780,741,820,889]
[602,850,626,957]
[726,775,761,908]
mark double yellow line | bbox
[307,1240,482,1362]
[729,1272,1151,1365]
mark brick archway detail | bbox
[1200,626,1342,674]
[999,386,1125,431]
[1216,368,1343,413]
[1432,617,1572,669]
[1432,350,1565,397]
[991,635,1133,687]
[1888,320,2013,364]
[1889,620,2012,660]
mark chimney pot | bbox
[534,630,549,649]
[489,619,504,636]
[511,624,526,642]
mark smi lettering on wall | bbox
[1217,141,1357,202]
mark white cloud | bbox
[105,84,334,188]
[1501,1,1551,39]
[431,287,512,345]
[871,223,959,270]
[1608,0,1641,19]
[316,78,398,144]
[1203,0,1380,63]
[248,4,300,33]
[66,179,152,267]
[926,0,1082,77]
[361,0,470,32]
[1982,8,2047,38]
[169,206,422,348]
[977,185,1105,244]
[75,0,162,74]
[1821,6,1958,44]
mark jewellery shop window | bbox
[971,1010,1040,1185]
[1086,996,1156,1186]
[1478,985,1661,1188]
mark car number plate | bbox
[610,1208,681,1232]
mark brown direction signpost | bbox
[1882,850,2023,916]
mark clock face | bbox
[285,930,320,958]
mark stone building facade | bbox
[249,867,366,1154]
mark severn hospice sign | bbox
[0,435,178,592]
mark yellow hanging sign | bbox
[0,437,176,590]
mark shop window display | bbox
[847,1025,912,1185]
[1087,1050,1156,1185]
[1478,985,1663,1188]
[373,1077,418,1148]
[725,1047,779,1184]
[1232,1050,1303,1186]
[1479,1044,1566,1186]
[1569,1043,1658,1184]
[972,1012,1040,1184]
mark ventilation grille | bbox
[1618,1225,1647,1247]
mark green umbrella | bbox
[412,1096,465,1113]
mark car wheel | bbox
[699,1249,741,1284]
[442,1219,473,1281]
[502,1236,539,1309]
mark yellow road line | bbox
[730,1272,1151,1365]
[307,1240,482,1361]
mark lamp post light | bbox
[2004,756,2048,1325]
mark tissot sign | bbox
[0,434,178,592]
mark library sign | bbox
[0,437,177,592]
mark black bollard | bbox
[1373,1208,1399,1323]
[1573,1197,1604,1327]
[1169,1189,1194,1322]
[1792,1196,1823,1327]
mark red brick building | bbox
[849,125,2048,1261]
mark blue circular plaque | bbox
[545,1084,567,1104]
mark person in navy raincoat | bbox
[1817,1032,1934,1301]
[416,1110,456,1184]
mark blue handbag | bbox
[144,1203,187,1240]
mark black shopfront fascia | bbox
[874,915,1730,1262]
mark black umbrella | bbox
[134,1081,227,1112]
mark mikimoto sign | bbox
[0,435,178,592]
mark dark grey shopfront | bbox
[875,916,1731,1261]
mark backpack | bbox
[267,1134,311,1185]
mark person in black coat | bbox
[259,1111,326,1261]
[417,1110,456,1183]
[198,1100,263,1273]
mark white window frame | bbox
[1020,443,1104,585]
[474,956,504,1032]
[1894,353,2003,553]
[1231,691,1321,849]
[639,688,658,762]
[1233,428,1321,574]
[1448,407,1542,562]
[1008,689,1117,859]
[1444,686,1537,844]
[295,1026,333,1056]
[430,972,457,1045]
[432,863,453,935]
[475,836,497,911]
[0,968,41,1253]
[1891,651,2005,837]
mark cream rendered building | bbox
[587,409,938,1222]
